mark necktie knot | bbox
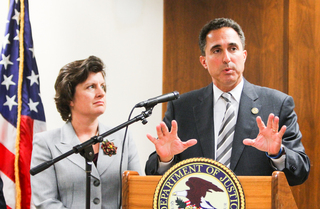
[221,92,232,103]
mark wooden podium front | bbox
[122,171,297,209]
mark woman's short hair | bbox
[54,55,106,121]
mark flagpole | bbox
[14,0,25,208]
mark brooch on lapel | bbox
[101,139,117,156]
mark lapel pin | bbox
[251,107,259,115]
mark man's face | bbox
[199,27,247,92]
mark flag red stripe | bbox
[18,115,33,209]
[0,144,15,182]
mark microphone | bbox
[135,91,180,108]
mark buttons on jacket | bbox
[290,165,297,172]
[93,180,100,187]
[92,179,100,205]
[93,198,100,204]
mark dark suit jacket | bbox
[145,79,310,186]
[0,176,6,208]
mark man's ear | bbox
[199,55,208,69]
[243,50,247,62]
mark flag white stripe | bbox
[0,115,16,154]
[0,171,15,209]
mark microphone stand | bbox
[30,107,153,209]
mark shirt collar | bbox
[213,79,244,104]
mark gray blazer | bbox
[145,79,310,186]
[31,122,141,209]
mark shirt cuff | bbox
[157,157,174,174]
[270,145,286,170]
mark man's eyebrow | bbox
[210,44,221,51]
[229,42,239,47]
[210,42,239,50]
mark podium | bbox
[122,171,297,209]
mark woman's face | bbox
[70,72,106,120]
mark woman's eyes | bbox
[101,84,106,92]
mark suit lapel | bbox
[230,79,261,170]
[55,122,108,179]
[96,122,118,176]
[55,122,87,172]
[194,83,215,158]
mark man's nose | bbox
[223,52,231,64]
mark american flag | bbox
[0,0,46,209]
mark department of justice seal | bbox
[153,158,245,209]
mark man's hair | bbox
[54,55,106,121]
[198,18,245,56]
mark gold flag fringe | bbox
[14,0,25,208]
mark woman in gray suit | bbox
[31,56,141,209]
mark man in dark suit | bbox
[0,176,6,208]
[145,18,310,186]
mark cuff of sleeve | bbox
[268,145,286,170]
[158,156,174,165]
[157,156,174,174]
[270,153,286,170]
